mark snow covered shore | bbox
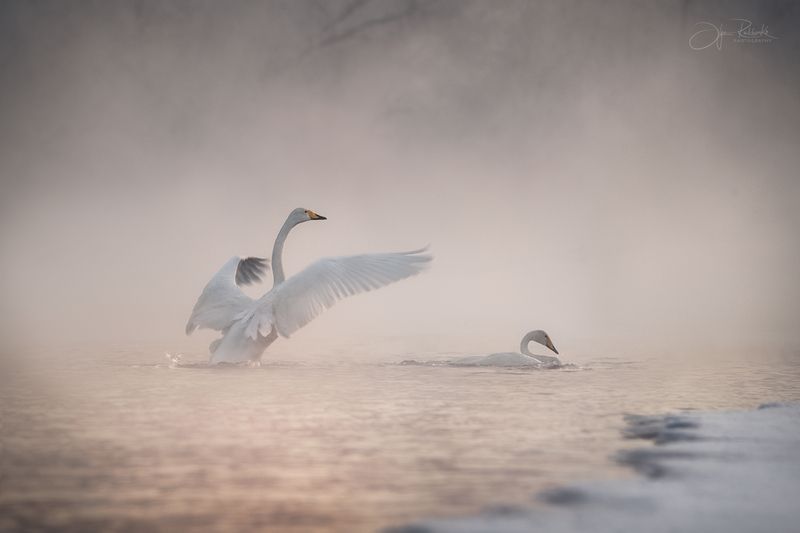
[386,403,800,533]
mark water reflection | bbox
[1,348,798,532]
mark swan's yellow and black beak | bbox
[306,210,327,220]
[546,338,559,355]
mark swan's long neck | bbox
[520,334,535,356]
[520,332,558,363]
[271,217,297,286]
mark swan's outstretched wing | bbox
[235,257,268,285]
[265,249,431,338]
[186,256,269,334]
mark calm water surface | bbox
[2,347,799,532]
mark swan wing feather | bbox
[185,256,270,334]
[235,256,268,286]
[267,248,431,338]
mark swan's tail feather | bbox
[209,320,276,364]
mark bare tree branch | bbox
[322,0,373,34]
[317,0,423,49]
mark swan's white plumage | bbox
[186,208,431,364]
[265,249,431,338]
[452,353,549,367]
[233,249,431,341]
[185,256,268,335]
[450,330,561,368]
[209,317,274,364]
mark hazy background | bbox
[1,0,798,363]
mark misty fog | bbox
[1,0,798,362]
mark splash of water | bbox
[164,352,182,368]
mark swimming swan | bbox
[451,330,560,367]
[186,208,431,364]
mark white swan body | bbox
[451,330,560,368]
[451,353,547,367]
[186,208,431,364]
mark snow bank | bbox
[386,403,800,533]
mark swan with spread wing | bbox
[186,208,431,364]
